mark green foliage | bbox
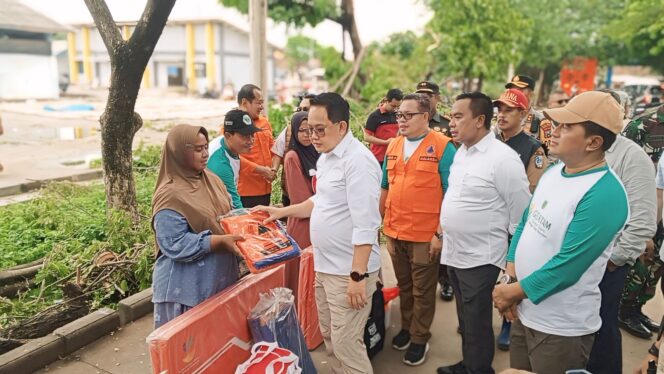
[268,101,295,137]
[285,35,350,86]
[426,0,531,87]
[220,0,338,27]
[0,145,161,328]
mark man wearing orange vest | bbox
[379,93,456,366]
[236,84,277,208]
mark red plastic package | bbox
[297,247,324,350]
[146,266,285,374]
[235,342,301,374]
[219,209,300,274]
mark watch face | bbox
[350,271,360,282]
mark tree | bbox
[607,0,664,73]
[425,0,531,91]
[84,0,176,219]
[221,0,363,61]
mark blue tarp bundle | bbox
[248,288,317,374]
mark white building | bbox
[23,0,285,95]
[0,0,69,100]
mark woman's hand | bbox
[213,234,245,257]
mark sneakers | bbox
[440,282,454,301]
[392,329,411,350]
[403,342,429,366]
[496,318,511,351]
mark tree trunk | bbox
[476,73,484,92]
[340,0,362,61]
[84,0,176,218]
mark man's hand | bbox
[347,279,368,310]
[252,205,286,224]
[384,137,395,145]
[502,303,519,322]
[430,235,442,261]
[493,283,525,315]
[607,260,619,272]
[642,239,656,263]
[256,166,276,181]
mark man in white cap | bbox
[492,91,630,372]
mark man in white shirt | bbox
[255,92,382,374]
[437,92,531,374]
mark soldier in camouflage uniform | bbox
[619,232,664,339]
[505,75,554,156]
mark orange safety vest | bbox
[238,116,275,196]
[383,131,450,242]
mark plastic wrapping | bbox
[219,209,301,273]
[146,266,285,374]
[248,288,317,374]
[296,247,323,350]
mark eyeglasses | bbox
[303,122,341,138]
[557,99,570,105]
[185,143,209,152]
[395,111,426,121]
[298,127,312,136]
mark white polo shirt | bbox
[309,132,382,275]
[440,131,531,269]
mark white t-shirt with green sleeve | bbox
[507,162,629,336]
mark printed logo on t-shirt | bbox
[527,201,552,238]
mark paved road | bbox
[37,246,663,374]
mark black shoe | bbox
[403,342,429,366]
[637,311,661,332]
[392,329,411,351]
[440,283,454,301]
[619,315,653,339]
[437,361,467,374]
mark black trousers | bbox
[240,194,271,208]
[586,264,629,374]
[448,264,500,374]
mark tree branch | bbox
[83,0,124,56]
[129,0,177,64]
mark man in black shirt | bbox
[364,88,403,166]
[416,81,452,138]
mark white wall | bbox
[0,54,59,99]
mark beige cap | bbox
[543,91,625,134]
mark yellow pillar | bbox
[142,66,151,88]
[122,25,130,40]
[205,22,216,91]
[185,23,196,93]
[81,26,93,84]
[66,32,79,84]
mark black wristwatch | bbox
[350,271,369,282]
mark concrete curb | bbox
[0,288,153,373]
[0,169,102,198]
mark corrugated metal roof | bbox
[0,0,69,34]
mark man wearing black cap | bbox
[416,80,455,302]
[505,75,553,153]
[208,109,261,209]
[416,81,453,138]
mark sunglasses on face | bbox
[557,99,570,105]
